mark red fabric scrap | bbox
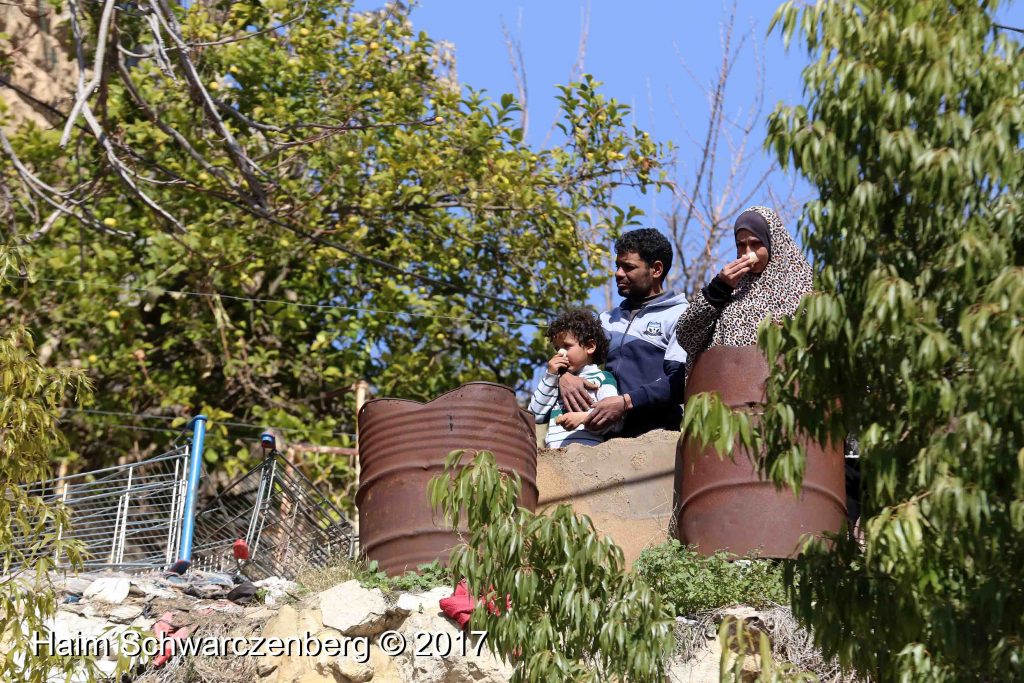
[439,580,512,630]
[152,611,193,667]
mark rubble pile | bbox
[42,567,791,682]
[46,570,287,680]
[44,571,514,683]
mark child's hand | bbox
[546,351,570,375]
[555,411,589,430]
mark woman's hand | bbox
[718,255,755,287]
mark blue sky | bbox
[406,1,807,152]
[381,0,1023,247]
[404,0,808,230]
[386,2,1023,291]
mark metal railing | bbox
[191,441,356,580]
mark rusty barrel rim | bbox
[356,382,538,508]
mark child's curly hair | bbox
[547,308,609,365]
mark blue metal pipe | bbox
[175,414,208,566]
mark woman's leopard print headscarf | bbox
[675,205,813,374]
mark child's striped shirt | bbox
[528,364,620,448]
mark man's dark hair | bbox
[615,228,673,282]
[547,308,610,365]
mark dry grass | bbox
[759,605,863,683]
[673,612,717,661]
[292,552,364,595]
[132,618,260,683]
[672,605,864,683]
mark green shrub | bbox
[690,0,1024,678]
[295,554,451,597]
[360,560,452,595]
[0,248,129,681]
[634,540,788,616]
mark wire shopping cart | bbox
[15,422,206,572]
[15,418,354,578]
[190,440,356,580]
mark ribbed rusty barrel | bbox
[357,382,538,576]
[674,345,845,558]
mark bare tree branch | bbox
[570,1,590,82]
[663,0,797,296]
[115,53,240,193]
[210,97,442,149]
[670,8,730,284]
[0,127,135,239]
[150,0,269,208]
[0,75,66,122]
[542,1,590,149]
[60,0,117,147]
[501,11,529,137]
[56,0,188,232]
[28,208,63,242]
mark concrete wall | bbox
[535,429,679,568]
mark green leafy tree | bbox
[686,1,1023,679]
[0,1,663,495]
[428,450,675,682]
[0,248,121,681]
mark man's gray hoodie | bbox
[601,290,689,436]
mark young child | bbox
[528,308,621,448]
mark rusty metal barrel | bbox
[674,345,845,558]
[357,382,538,576]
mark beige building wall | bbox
[1,3,77,131]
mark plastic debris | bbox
[83,577,130,604]
[254,577,298,606]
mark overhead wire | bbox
[993,23,1023,34]
[8,275,547,330]
[57,421,184,436]
[72,100,554,316]
[63,407,357,438]
[57,420,354,445]
[232,177,557,317]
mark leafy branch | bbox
[428,449,675,682]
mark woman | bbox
[675,205,813,374]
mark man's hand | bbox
[585,395,629,431]
[555,411,589,430]
[558,372,598,412]
[718,256,754,287]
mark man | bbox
[560,228,688,437]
